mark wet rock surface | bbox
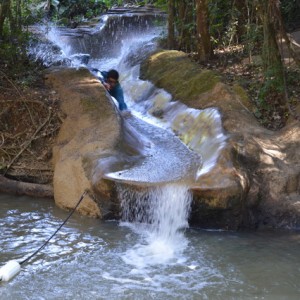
[42,11,299,229]
[47,55,300,229]
[47,67,201,219]
[104,115,201,185]
[48,8,165,60]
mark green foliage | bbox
[208,0,232,44]
[242,23,263,57]
[280,0,300,31]
[259,68,284,97]
[58,1,108,21]
[255,66,285,123]
[152,0,167,10]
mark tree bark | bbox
[0,175,54,198]
[259,0,286,106]
[168,0,175,49]
[0,0,11,38]
[196,0,212,61]
[261,0,284,77]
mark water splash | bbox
[28,25,79,67]
[166,105,227,178]
[90,26,226,180]
[118,184,192,267]
[28,12,226,182]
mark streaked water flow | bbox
[118,184,192,267]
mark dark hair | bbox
[107,69,119,81]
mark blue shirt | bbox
[100,71,128,111]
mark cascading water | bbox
[90,28,226,179]
[118,184,192,267]
[27,10,226,267]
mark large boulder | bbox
[46,67,148,218]
[141,50,300,229]
[46,68,121,217]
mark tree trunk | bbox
[258,0,286,110]
[196,0,212,61]
[177,0,187,51]
[0,0,11,38]
[0,175,54,198]
[168,0,175,49]
[261,0,284,78]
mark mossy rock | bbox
[140,50,220,104]
[141,50,256,115]
[80,97,100,113]
[232,84,254,111]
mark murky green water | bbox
[1,193,300,299]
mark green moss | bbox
[141,50,220,104]
[232,84,247,101]
[80,97,99,113]
[60,68,90,80]
[232,84,253,110]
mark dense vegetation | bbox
[0,0,299,128]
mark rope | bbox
[20,190,88,266]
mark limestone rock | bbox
[46,67,121,217]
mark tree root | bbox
[0,175,53,198]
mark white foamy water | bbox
[118,184,192,268]
[29,16,227,181]
[90,32,226,180]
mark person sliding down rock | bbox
[93,68,130,117]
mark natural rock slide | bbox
[104,116,201,185]
[25,8,300,230]
[46,68,202,218]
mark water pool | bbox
[1,194,299,299]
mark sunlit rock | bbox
[47,68,121,217]
[47,67,155,218]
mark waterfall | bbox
[118,184,192,267]
[27,10,227,264]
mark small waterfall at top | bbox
[118,184,192,267]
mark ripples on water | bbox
[1,194,300,299]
